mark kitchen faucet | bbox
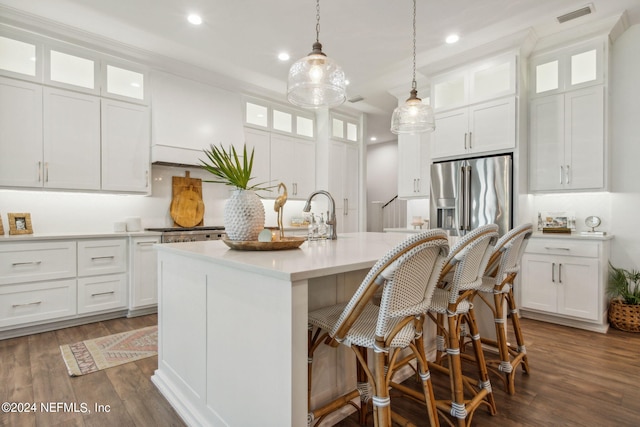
[303,190,337,240]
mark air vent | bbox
[348,96,364,103]
[557,5,593,23]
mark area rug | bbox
[60,325,158,377]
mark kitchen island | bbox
[151,232,422,427]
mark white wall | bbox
[0,165,307,234]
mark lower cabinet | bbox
[519,235,611,332]
[0,236,139,338]
[128,235,161,316]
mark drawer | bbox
[77,274,127,314]
[0,279,76,328]
[78,239,127,277]
[0,241,76,285]
[525,239,599,258]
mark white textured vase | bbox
[224,189,265,241]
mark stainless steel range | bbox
[146,226,226,243]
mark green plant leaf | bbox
[200,143,275,192]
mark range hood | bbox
[152,144,203,168]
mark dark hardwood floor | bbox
[334,318,640,427]
[2,315,640,426]
[0,314,185,427]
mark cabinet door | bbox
[469,54,516,104]
[432,69,467,112]
[529,94,564,191]
[564,86,604,190]
[101,99,150,192]
[243,127,271,189]
[344,142,359,217]
[270,134,315,199]
[0,77,43,187]
[329,141,359,232]
[431,108,468,159]
[520,254,558,313]
[77,273,127,314]
[43,88,101,190]
[130,237,160,310]
[398,134,428,198]
[556,257,599,320]
[468,97,516,154]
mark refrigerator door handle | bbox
[459,166,466,230]
[464,165,472,230]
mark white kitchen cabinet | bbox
[529,85,604,192]
[101,99,150,193]
[242,127,272,189]
[77,274,127,315]
[519,235,611,332]
[431,97,516,159]
[270,133,316,199]
[77,239,127,277]
[0,77,43,188]
[43,87,101,190]
[397,133,429,198]
[128,235,160,316]
[329,140,359,232]
[432,52,516,112]
[0,241,76,285]
[530,38,604,98]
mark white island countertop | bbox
[155,231,419,282]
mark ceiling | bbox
[1,0,639,144]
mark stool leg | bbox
[492,289,515,395]
[446,312,467,427]
[415,323,440,427]
[507,286,529,375]
[466,306,497,415]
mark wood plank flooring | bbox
[1,315,639,426]
[0,314,185,427]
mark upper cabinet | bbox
[530,39,604,98]
[430,52,518,160]
[432,53,517,112]
[0,29,43,82]
[528,37,608,192]
[398,133,429,198]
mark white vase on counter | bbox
[224,189,265,241]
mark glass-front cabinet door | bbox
[0,30,42,81]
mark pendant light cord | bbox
[316,0,321,43]
[412,0,417,91]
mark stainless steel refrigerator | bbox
[430,154,512,236]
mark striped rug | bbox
[60,325,158,376]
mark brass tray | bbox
[222,236,306,251]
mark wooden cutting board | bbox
[170,171,204,227]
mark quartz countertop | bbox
[530,231,614,241]
[155,231,419,282]
[0,230,161,242]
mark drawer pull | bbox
[12,301,42,308]
[12,261,42,266]
[91,256,115,261]
[544,247,571,251]
[91,291,115,297]
[136,242,157,246]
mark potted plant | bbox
[608,262,640,332]
[200,143,272,241]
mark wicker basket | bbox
[608,299,640,333]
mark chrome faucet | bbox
[303,190,338,240]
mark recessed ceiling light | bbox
[345,79,350,86]
[187,14,203,25]
[446,34,460,44]
[278,52,290,61]
[370,136,377,142]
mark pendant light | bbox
[390,0,435,134]
[287,0,346,109]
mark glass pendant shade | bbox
[287,42,346,109]
[390,89,435,134]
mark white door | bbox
[0,77,43,187]
[468,97,516,154]
[556,257,600,320]
[529,94,564,191]
[564,86,604,190]
[43,87,101,190]
[101,99,150,192]
[431,108,468,159]
[520,254,558,313]
[130,236,160,309]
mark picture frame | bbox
[539,211,575,233]
[8,212,34,235]
[0,214,4,235]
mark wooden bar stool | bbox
[307,230,449,427]
[425,224,499,427]
[464,223,533,395]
